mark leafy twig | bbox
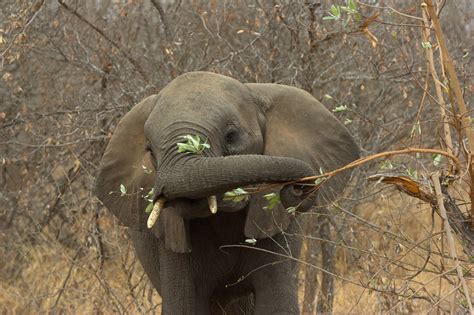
[176,134,210,154]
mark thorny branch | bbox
[57,0,149,82]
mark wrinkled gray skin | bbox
[96,72,359,314]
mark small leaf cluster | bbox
[141,164,153,174]
[263,193,281,210]
[112,184,155,214]
[411,121,422,137]
[406,168,418,179]
[332,105,348,113]
[432,154,443,166]
[223,188,248,202]
[286,206,296,214]
[245,238,257,245]
[379,159,394,170]
[323,0,361,25]
[143,188,154,213]
[325,94,353,125]
[177,134,210,154]
[315,167,327,186]
[421,41,432,49]
[120,184,127,196]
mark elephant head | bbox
[95,72,359,252]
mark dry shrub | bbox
[1,0,473,313]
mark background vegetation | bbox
[1,0,473,313]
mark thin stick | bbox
[423,0,474,225]
[431,173,473,313]
[245,147,460,195]
[421,8,455,312]
[299,147,460,183]
[421,8,454,163]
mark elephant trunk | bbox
[155,155,315,200]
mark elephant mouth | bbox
[147,192,250,229]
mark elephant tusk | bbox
[147,197,166,229]
[208,195,217,214]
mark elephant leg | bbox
[247,223,303,314]
[159,238,212,314]
[129,230,162,292]
[250,260,299,314]
[130,230,211,314]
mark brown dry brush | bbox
[1,0,473,313]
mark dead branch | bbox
[150,0,171,41]
[57,0,149,82]
[420,8,454,165]
[423,0,474,225]
[431,173,473,313]
[368,173,474,257]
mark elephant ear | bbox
[244,84,360,239]
[95,95,158,231]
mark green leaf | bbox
[223,188,248,202]
[177,134,210,154]
[314,177,326,186]
[287,206,296,214]
[347,0,357,11]
[411,121,421,136]
[344,118,352,125]
[332,105,348,113]
[432,154,443,166]
[263,193,281,210]
[324,5,341,21]
[340,6,350,13]
[177,143,195,153]
[142,164,153,174]
[329,5,341,17]
[421,41,432,49]
[145,202,154,213]
[379,160,394,170]
[120,184,127,196]
[144,188,154,203]
[323,15,338,20]
[263,192,277,200]
[245,238,257,245]
[407,168,418,179]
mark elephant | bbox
[95,71,359,314]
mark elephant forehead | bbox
[147,85,255,125]
[161,72,250,104]
[146,93,235,128]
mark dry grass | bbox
[2,187,472,314]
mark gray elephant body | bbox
[96,72,359,314]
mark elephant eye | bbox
[225,129,239,144]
